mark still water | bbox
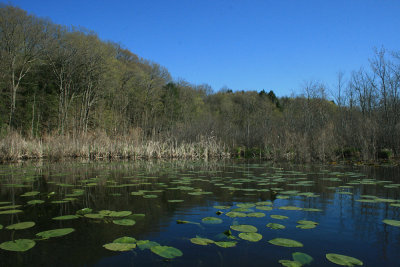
[0,160,399,267]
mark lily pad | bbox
[279,206,303,211]
[0,210,23,215]
[53,215,79,220]
[103,243,136,251]
[0,205,22,210]
[168,200,184,203]
[36,228,75,239]
[143,194,158,198]
[213,205,231,209]
[268,238,303,247]
[271,215,289,220]
[190,237,215,245]
[247,212,266,218]
[113,236,136,244]
[27,200,44,205]
[214,241,237,248]
[326,253,363,266]
[21,191,40,197]
[238,232,262,242]
[230,224,258,233]
[267,223,286,229]
[113,219,136,226]
[296,224,317,229]
[76,208,93,215]
[108,211,132,217]
[6,221,35,230]
[382,219,400,227]
[150,245,183,259]
[0,239,35,252]
[226,212,247,218]
[202,217,223,224]
[292,252,313,265]
[136,240,160,250]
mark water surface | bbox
[0,160,399,266]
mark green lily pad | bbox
[279,260,302,267]
[256,206,273,211]
[190,237,215,245]
[21,191,40,197]
[76,208,93,215]
[214,241,237,248]
[27,200,44,205]
[168,200,184,203]
[103,243,136,251]
[113,236,136,244]
[36,228,75,239]
[267,223,286,229]
[230,224,258,233]
[0,224,2,230]
[150,245,183,259]
[0,202,12,205]
[256,201,273,205]
[113,219,136,226]
[143,194,158,198]
[297,220,318,225]
[226,212,247,218]
[296,224,317,229]
[383,219,400,227]
[0,205,22,210]
[131,191,144,196]
[213,205,231,209]
[238,232,262,242]
[247,212,266,218]
[268,238,303,247]
[53,215,79,220]
[302,208,323,212]
[326,253,363,266]
[202,217,223,224]
[292,252,313,265]
[0,239,35,252]
[279,206,303,211]
[271,215,289,220]
[0,209,23,215]
[108,211,132,217]
[6,221,35,230]
[136,240,160,250]
[237,203,255,208]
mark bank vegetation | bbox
[0,5,399,162]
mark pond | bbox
[0,160,399,266]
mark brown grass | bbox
[0,131,230,162]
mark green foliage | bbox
[0,4,399,163]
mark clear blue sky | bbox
[4,0,400,96]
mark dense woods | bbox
[0,5,399,161]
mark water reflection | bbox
[0,160,399,266]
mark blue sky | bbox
[5,0,400,96]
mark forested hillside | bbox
[0,5,399,161]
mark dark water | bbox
[0,160,399,267]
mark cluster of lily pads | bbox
[177,200,365,266]
[103,237,183,259]
[0,162,399,266]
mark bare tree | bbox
[0,5,49,127]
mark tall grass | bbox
[0,131,230,162]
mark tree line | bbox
[0,4,399,161]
